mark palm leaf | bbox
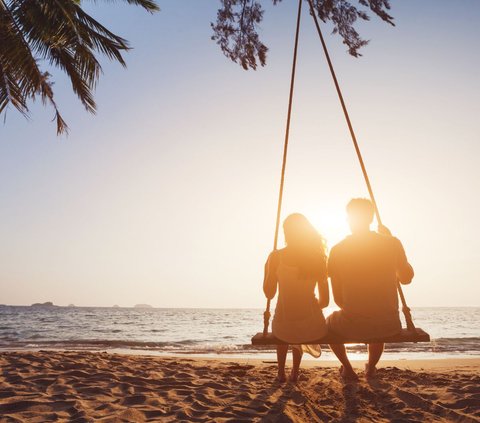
[0,1,68,133]
[86,0,159,13]
[1,0,158,134]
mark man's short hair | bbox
[346,198,374,223]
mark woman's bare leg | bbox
[290,347,303,382]
[276,345,288,382]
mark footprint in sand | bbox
[121,394,148,406]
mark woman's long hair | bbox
[283,213,327,278]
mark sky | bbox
[0,0,479,308]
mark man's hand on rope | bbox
[377,224,392,236]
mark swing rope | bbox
[306,0,415,331]
[263,0,416,336]
[263,0,303,337]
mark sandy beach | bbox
[0,351,478,422]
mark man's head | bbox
[346,198,374,233]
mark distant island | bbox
[112,305,120,308]
[31,302,56,307]
[134,304,153,309]
[67,304,75,307]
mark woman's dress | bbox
[271,260,327,357]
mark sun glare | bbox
[306,207,350,249]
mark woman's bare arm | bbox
[263,251,278,299]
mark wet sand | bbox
[0,351,479,422]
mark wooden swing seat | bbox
[251,327,430,345]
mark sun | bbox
[305,206,350,249]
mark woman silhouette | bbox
[263,213,329,382]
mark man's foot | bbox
[277,370,287,383]
[339,365,359,383]
[365,363,377,379]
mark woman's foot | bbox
[365,363,377,379]
[339,365,359,383]
[277,370,287,383]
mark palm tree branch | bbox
[0,0,68,133]
[86,0,159,13]
[16,0,131,109]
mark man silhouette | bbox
[327,198,414,381]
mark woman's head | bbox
[283,213,326,255]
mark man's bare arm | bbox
[318,277,330,308]
[398,263,414,284]
[330,276,344,308]
[395,238,414,284]
[327,248,343,307]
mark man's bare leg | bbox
[329,343,358,381]
[366,342,384,377]
[290,347,303,382]
[276,345,288,382]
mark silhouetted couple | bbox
[263,198,414,383]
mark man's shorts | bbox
[326,310,402,341]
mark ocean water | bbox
[0,306,478,360]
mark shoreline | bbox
[1,346,479,363]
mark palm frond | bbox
[86,0,159,13]
[0,0,68,133]
[1,0,158,134]
[15,0,129,111]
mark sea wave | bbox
[1,306,478,358]
[1,337,479,356]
